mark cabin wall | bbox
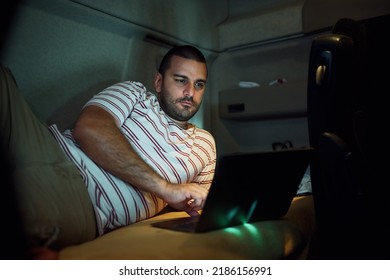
[1,0,224,131]
[3,1,135,130]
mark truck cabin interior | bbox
[1,0,390,260]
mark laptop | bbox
[151,147,314,233]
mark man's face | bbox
[154,55,207,122]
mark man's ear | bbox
[154,72,162,93]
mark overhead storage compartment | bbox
[218,0,390,51]
[218,1,304,51]
[302,0,390,33]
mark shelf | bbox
[219,80,307,120]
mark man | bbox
[0,45,216,251]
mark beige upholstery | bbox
[59,195,315,260]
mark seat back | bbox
[307,14,390,259]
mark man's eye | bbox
[194,82,205,90]
[175,79,187,85]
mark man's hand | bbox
[161,182,209,216]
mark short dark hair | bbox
[158,45,207,77]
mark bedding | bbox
[59,195,315,260]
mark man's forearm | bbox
[72,106,167,196]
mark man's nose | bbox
[184,82,195,97]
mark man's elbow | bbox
[72,106,119,145]
[72,116,94,146]
[72,108,98,143]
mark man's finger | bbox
[185,204,200,216]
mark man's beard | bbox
[159,91,201,122]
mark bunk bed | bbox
[59,195,315,260]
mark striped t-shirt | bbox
[49,81,216,235]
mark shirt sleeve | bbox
[193,130,217,190]
[83,81,147,126]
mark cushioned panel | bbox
[59,196,315,260]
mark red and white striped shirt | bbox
[49,81,216,235]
